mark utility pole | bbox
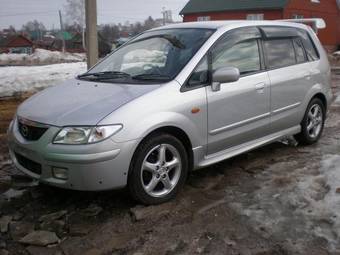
[85,0,98,69]
[162,7,166,25]
[58,10,66,53]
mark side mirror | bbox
[211,67,240,91]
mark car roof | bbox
[151,20,309,31]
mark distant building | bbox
[180,0,340,51]
[0,34,34,54]
[35,32,85,53]
[34,34,56,51]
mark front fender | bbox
[110,111,205,148]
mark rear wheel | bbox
[128,133,188,205]
[295,98,325,145]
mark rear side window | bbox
[293,38,306,63]
[263,39,296,69]
[298,30,319,61]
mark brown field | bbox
[0,93,33,135]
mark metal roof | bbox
[180,0,289,15]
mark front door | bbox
[206,27,271,155]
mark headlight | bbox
[53,125,122,144]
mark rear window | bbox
[264,39,296,69]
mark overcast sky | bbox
[0,0,189,29]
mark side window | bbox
[212,39,261,75]
[187,55,209,87]
[293,38,306,63]
[299,31,319,61]
[264,39,296,69]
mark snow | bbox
[335,95,340,104]
[2,188,27,201]
[299,155,340,250]
[0,62,86,97]
[0,49,85,66]
[228,153,340,252]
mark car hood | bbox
[17,79,160,126]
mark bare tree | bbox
[21,20,46,40]
[63,0,85,29]
[22,20,46,32]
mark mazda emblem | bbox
[21,125,29,138]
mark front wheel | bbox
[295,98,325,145]
[128,133,188,205]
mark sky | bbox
[0,0,189,29]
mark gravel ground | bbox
[0,71,339,255]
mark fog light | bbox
[52,167,68,180]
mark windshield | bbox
[79,28,215,84]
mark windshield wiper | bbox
[77,71,131,80]
[132,73,171,81]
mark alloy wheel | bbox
[307,104,323,139]
[140,144,182,197]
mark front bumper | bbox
[7,119,139,191]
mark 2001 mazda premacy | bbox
[8,20,333,204]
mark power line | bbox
[0,11,56,18]
[97,14,146,20]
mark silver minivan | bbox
[8,20,333,204]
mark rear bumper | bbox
[7,119,139,191]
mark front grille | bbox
[18,119,48,141]
[15,153,42,175]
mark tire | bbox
[128,133,188,205]
[295,98,325,145]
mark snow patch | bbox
[0,62,87,97]
[300,155,340,250]
[0,49,85,66]
[335,95,340,104]
[229,155,340,252]
[2,188,27,201]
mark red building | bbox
[0,34,34,54]
[180,0,340,51]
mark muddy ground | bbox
[0,71,339,255]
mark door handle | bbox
[303,72,311,80]
[255,83,265,94]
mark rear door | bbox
[206,27,271,155]
[261,26,314,132]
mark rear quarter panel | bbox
[301,28,333,115]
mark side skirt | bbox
[195,125,301,169]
